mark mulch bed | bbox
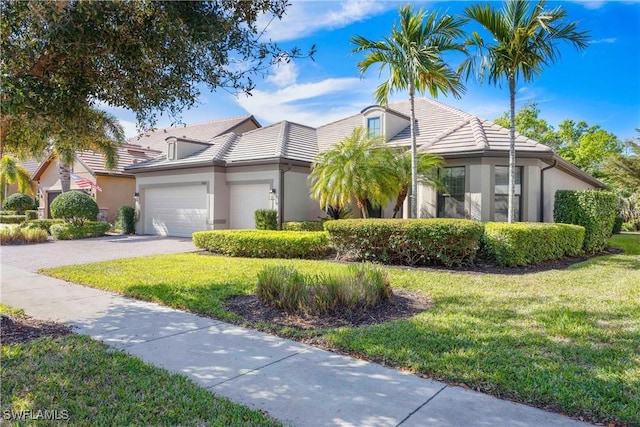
[1,313,72,345]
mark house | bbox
[126,98,604,237]
[30,115,261,223]
[4,158,40,198]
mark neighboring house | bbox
[5,158,40,198]
[126,98,604,237]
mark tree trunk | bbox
[392,186,408,218]
[356,197,369,218]
[59,158,71,192]
[508,76,516,223]
[409,81,418,219]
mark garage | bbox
[143,184,208,237]
[229,183,272,229]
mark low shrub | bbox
[193,230,331,259]
[24,219,65,234]
[282,221,324,232]
[25,210,38,221]
[256,263,392,315]
[554,190,617,254]
[50,221,110,240]
[0,227,48,245]
[621,221,640,232]
[118,205,136,235]
[0,215,25,224]
[2,193,35,214]
[612,216,624,234]
[50,191,99,225]
[0,210,17,215]
[481,222,585,267]
[324,219,484,267]
[255,209,277,230]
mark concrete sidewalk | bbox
[1,264,594,427]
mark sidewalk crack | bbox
[396,384,448,426]
[206,351,305,389]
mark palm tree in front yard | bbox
[391,149,444,218]
[310,127,397,218]
[0,155,34,205]
[352,5,466,218]
[461,0,589,222]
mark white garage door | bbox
[144,185,208,237]
[229,183,272,229]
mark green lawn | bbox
[43,234,640,426]
[1,324,281,426]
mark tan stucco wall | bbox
[283,171,324,222]
[96,175,136,223]
[543,167,596,222]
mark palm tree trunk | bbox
[508,75,516,223]
[59,158,71,193]
[409,81,418,219]
[392,186,408,218]
[356,197,369,218]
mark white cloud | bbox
[590,37,617,44]
[267,60,299,88]
[569,0,607,10]
[118,120,139,139]
[258,0,393,42]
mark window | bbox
[367,117,381,137]
[494,166,522,222]
[438,167,466,218]
[167,142,175,160]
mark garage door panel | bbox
[229,184,271,229]
[144,185,208,237]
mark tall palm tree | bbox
[391,149,444,218]
[461,0,589,222]
[310,127,398,218]
[0,155,34,205]
[352,5,466,218]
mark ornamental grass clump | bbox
[256,263,392,315]
[0,227,48,245]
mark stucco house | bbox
[126,98,604,237]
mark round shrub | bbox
[2,193,35,214]
[50,191,98,224]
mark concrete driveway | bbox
[0,234,196,272]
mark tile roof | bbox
[77,144,162,175]
[127,115,259,152]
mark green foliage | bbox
[254,209,277,230]
[481,222,585,266]
[0,227,48,245]
[283,221,325,232]
[621,221,640,232]
[50,191,99,225]
[612,216,624,234]
[0,215,25,224]
[390,149,444,218]
[24,219,65,234]
[2,193,34,214]
[193,230,331,259]
[494,102,557,148]
[324,219,484,267]
[24,210,38,220]
[50,221,110,240]
[325,205,353,220]
[554,190,617,254]
[556,120,622,176]
[118,205,136,235]
[256,263,392,315]
[604,132,640,193]
[0,155,34,205]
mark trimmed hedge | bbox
[50,221,110,240]
[50,191,99,225]
[193,230,331,259]
[0,215,25,224]
[324,219,484,267]
[2,193,35,214]
[282,221,325,232]
[481,222,585,267]
[25,210,38,220]
[554,190,617,254]
[0,227,48,245]
[24,219,65,234]
[118,205,136,235]
[255,209,277,230]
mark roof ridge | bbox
[275,121,289,158]
[214,133,240,160]
[471,118,490,150]
[414,97,472,120]
[422,118,472,148]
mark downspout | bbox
[540,159,557,222]
[278,163,293,230]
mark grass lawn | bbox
[43,234,640,426]
[1,308,281,426]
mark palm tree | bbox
[391,149,445,218]
[0,155,34,205]
[310,127,398,218]
[352,5,466,218]
[461,0,589,222]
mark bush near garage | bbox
[254,209,278,230]
[0,215,26,224]
[24,219,65,235]
[50,221,110,240]
[50,191,99,225]
[0,227,48,245]
[282,221,325,231]
[481,222,585,267]
[2,193,35,214]
[193,230,331,259]
[554,190,617,254]
[324,219,484,267]
[118,206,136,235]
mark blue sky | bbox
[111,0,640,143]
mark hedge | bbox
[24,219,65,234]
[2,193,35,214]
[25,210,38,221]
[554,190,617,254]
[118,205,136,235]
[282,221,325,232]
[0,215,25,224]
[193,230,331,259]
[481,222,585,267]
[255,209,277,230]
[324,219,484,267]
[50,221,110,240]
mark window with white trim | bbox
[367,117,381,137]
[494,166,522,222]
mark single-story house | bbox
[126,98,604,237]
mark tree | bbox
[604,131,640,193]
[1,1,311,157]
[555,120,622,176]
[391,150,444,218]
[462,0,589,222]
[309,128,398,218]
[352,5,466,218]
[0,155,34,205]
[494,102,557,149]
